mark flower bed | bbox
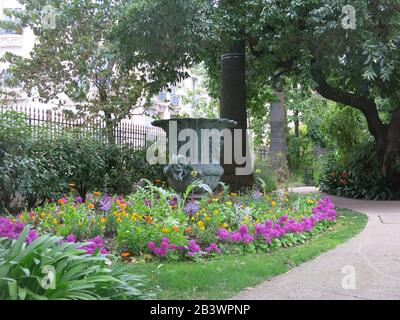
[2,181,337,261]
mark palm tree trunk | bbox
[220,40,254,191]
[269,88,287,172]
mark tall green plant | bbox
[0,227,153,300]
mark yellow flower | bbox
[271,200,276,207]
[100,217,106,224]
[229,192,237,196]
[121,211,128,218]
[52,219,58,225]
[213,209,219,215]
[162,227,169,234]
[211,198,219,202]
[119,203,127,210]
[40,212,46,219]
[191,217,195,221]
[225,201,232,206]
[243,215,249,222]
[190,170,198,177]
[197,221,205,230]
[116,217,122,223]
[131,213,138,221]
[222,222,228,228]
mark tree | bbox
[114,0,400,188]
[114,0,259,189]
[235,0,400,186]
[0,0,147,144]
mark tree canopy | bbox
[114,0,400,184]
[1,0,148,143]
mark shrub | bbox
[0,112,165,209]
[0,226,153,300]
[319,141,399,200]
[253,158,277,193]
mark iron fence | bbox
[0,104,165,149]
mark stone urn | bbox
[152,118,237,193]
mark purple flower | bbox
[252,188,262,200]
[75,196,83,204]
[0,217,38,243]
[147,241,156,251]
[26,230,38,243]
[188,239,200,254]
[216,228,230,241]
[80,236,108,255]
[144,199,152,207]
[242,233,253,244]
[238,224,248,235]
[230,231,243,242]
[65,234,76,242]
[99,194,111,212]
[183,201,200,216]
[168,196,178,206]
[205,243,221,254]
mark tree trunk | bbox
[379,107,400,185]
[220,40,254,191]
[269,88,287,173]
[104,111,115,145]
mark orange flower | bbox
[87,203,94,209]
[57,198,67,205]
[121,252,131,258]
[93,191,100,196]
[145,215,153,224]
[172,226,179,232]
[184,227,191,233]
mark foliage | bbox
[0,226,152,300]
[114,0,400,184]
[253,159,277,194]
[128,209,367,299]
[320,141,400,200]
[0,0,147,143]
[17,182,336,262]
[0,112,164,209]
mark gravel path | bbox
[232,187,400,300]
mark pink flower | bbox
[216,228,230,241]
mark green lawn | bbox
[129,209,367,299]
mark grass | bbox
[128,209,367,299]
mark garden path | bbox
[232,187,400,300]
